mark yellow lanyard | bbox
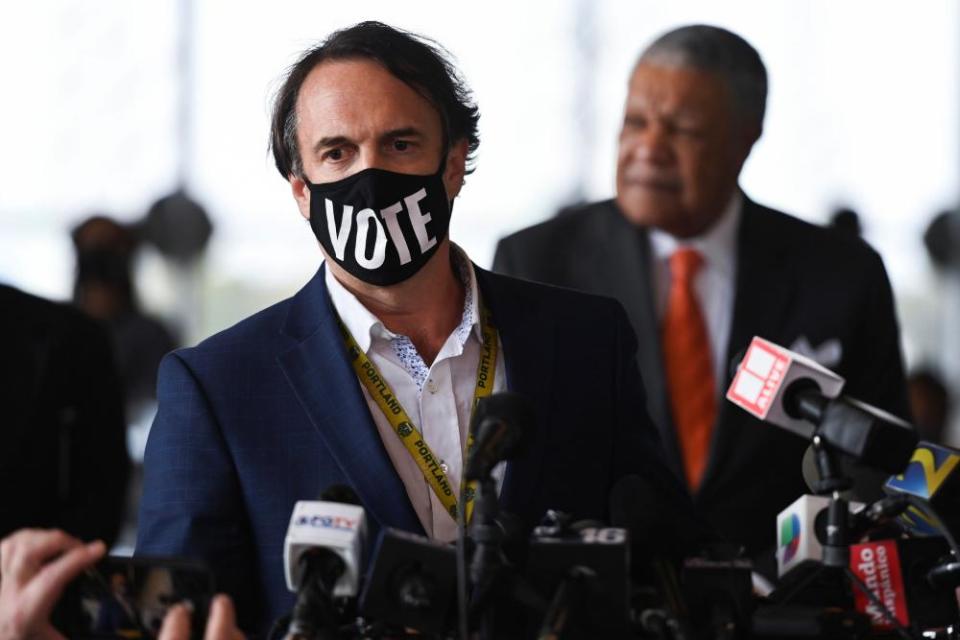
[338,303,498,524]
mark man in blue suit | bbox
[137,21,691,635]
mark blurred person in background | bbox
[0,284,129,546]
[71,215,178,415]
[907,368,952,444]
[494,24,910,566]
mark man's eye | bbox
[393,140,410,151]
[325,148,343,161]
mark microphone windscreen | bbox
[471,392,535,452]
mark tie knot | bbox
[670,247,704,282]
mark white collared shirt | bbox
[325,246,507,542]
[648,190,742,390]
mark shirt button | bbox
[440,461,449,473]
[426,379,438,394]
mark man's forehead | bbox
[626,63,730,113]
[296,59,441,139]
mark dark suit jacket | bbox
[0,284,129,545]
[136,264,690,635]
[493,197,910,558]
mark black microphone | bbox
[464,392,534,481]
[527,510,630,638]
[727,337,918,474]
[359,528,457,636]
[284,485,365,640]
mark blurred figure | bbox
[829,206,862,238]
[907,368,952,444]
[494,24,909,561]
[71,215,178,414]
[0,284,129,545]
[0,528,244,640]
[93,571,140,635]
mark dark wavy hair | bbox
[270,21,480,179]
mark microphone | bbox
[776,495,866,580]
[848,537,959,631]
[727,337,917,474]
[526,510,630,638]
[283,485,366,640]
[465,392,534,481]
[726,336,845,440]
[883,441,960,537]
[359,528,457,635]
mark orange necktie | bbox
[662,248,716,491]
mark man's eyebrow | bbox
[312,136,351,154]
[379,127,425,142]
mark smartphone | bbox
[51,555,215,639]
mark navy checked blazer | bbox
[136,264,691,635]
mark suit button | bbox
[426,379,438,394]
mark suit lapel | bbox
[475,268,554,524]
[617,224,682,480]
[593,205,682,478]
[276,265,422,534]
[699,198,796,493]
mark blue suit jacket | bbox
[136,264,686,635]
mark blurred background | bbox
[2,1,959,545]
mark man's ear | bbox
[290,174,311,221]
[442,139,469,201]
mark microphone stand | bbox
[468,476,505,639]
[467,475,545,639]
[810,433,852,569]
[535,566,594,640]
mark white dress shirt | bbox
[648,190,742,390]
[325,246,507,542]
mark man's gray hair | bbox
[639,24,767,130]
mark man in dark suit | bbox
[136,21,691,635]
[494,25,910,563]
[0,284,129,545]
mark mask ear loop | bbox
[436,126,456,213]
[436,127,451,178]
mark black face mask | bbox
[305,162,451,286]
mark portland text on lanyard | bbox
[337,302,498,524]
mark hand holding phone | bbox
[0,529,107,640]
[1,529,245,640]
